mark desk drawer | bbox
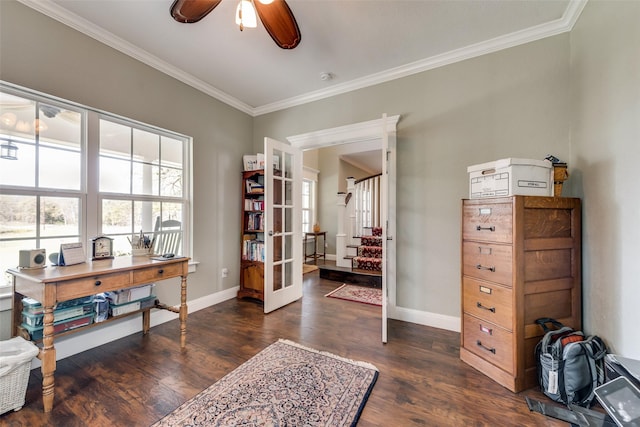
[133,263,184,284]
[463,314,514,374]
[463,277,512,330]
[462,241,513,286]
[57,271,131,301]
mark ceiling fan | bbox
[170,0,301,49]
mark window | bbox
[98,117,187,257]
[301,167,318,233]
[0,83,191,287]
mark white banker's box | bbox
[468,158,553,198]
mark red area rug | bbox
[325,284,382,306]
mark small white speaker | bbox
[19,249,46,269]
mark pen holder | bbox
[132,248,150,257]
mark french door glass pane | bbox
[284,261,292,289]
[273,263,282,291]
[273,235,282,262]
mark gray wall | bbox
[570,1,640,357]
[0,1,252,308]
[3,0,639,359]
[253,34,572,320]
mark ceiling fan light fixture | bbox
[257,0,274,4]
[236,0,257,31]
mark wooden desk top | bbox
[8,256,189,284]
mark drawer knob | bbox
[476,340,496,354]
[158,269,164,274]
[476,225,495,232]
[95,280,102,286]
[476,302,496,313]
[476,264,496,272]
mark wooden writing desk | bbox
[8,256,189,413]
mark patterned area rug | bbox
[325,284,382,306]
[152,339,378,427]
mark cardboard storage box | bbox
[468,158,553,198]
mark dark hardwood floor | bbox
[1,271,563,426]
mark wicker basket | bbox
[0,337,39,414]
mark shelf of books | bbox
[239,170,265,301]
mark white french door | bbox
[380,114,396,343]
[263,137,303,313]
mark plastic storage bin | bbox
[0,337,39,414]
[109,295,156,317]
[21,314,94,341]
[105,284,154,305]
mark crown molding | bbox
[17,0,587,118]
[15,0,255,116]
[255,0,588,116]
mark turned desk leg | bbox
[179,275,188,349]
[142,309,151,334]
[41,305,56,413]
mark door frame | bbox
[287,114,400,336]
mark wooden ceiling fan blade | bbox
[170,0,222,23]
[254,0,301,49]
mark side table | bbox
[304,231,326,264]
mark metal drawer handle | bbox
[476,302,496,313]
[476,264,495,272]
[480,324,493,335]
[476,340,496,354]
[158,269,164,274]
[476,225,495,232]
[94,280,102,286]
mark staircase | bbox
[349,227,383,273]
[319,226,382,288]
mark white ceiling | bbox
[18,0,583,117]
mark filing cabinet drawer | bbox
[463,277,513,330]
[463,314,514,374]
[462,241,513,286]
[462,202,512,243]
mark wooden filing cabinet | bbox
[460,196,582,392]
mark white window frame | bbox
[302,166,319,234]
[0,82,192,288]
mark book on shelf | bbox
[245,179,264,194]
[244,199,264,210]
[242,239,265,262]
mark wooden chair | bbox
[152,217,182,255]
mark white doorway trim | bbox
[287,115,400,150]
[287,114,400,339]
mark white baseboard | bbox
[30,286,239,369]
[388,304,460,333]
